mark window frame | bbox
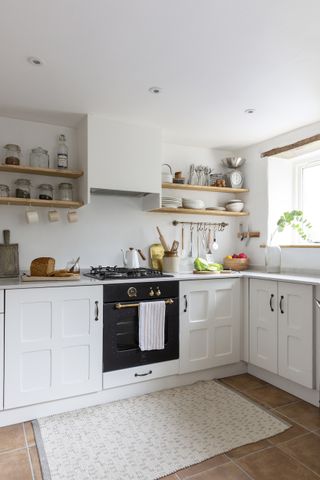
[295,157,320,244]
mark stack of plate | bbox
[161,196,182,208]
[182,198,205,209]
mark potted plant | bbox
[266,210,312,272]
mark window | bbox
[296,159,320,242]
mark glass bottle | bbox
[56,134,68,169]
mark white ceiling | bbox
[1,0,320,149]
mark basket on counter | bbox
[223,257,249,271]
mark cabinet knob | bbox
[155,287,161,296]
[149,288,155,297]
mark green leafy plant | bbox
[271,210,312,242]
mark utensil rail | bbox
[172,220,228,231]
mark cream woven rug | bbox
[33,381,289,480]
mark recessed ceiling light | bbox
[27,56,43,66]
[244,108,255,114]
[148,86,162,94]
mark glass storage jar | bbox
[38,183,53,200]
[30,147,49,168]
[0,185,9,197]
[15,178,31,199]
[3,144,21,165]
[58,182,73,201]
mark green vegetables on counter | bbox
[194,257,223,272]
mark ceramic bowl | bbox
[225,202,244,212]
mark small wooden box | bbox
[223,257,249,271]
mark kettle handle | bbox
[137,249,146,261]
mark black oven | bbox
[103,281,179,372]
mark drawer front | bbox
[103,360,179,389]
[0,291,3,313]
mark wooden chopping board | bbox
[21,273,81,282]
[0,230,19,278]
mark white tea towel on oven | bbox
[139,301,166,351]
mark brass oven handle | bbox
[115,298,174,309]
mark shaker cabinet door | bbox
[249,279,278,374]
[278,282,313,388]
[4,286,102,409]
[179,279,240,374]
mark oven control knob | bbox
[155,287,161,296]
[127,287,138,298]
[149,288,155,297]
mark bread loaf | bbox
[30,257,55,277]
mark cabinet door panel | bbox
[5,286,102,409]
[249,279,278,373]
[211,280,240,366]
[278,282,313,388]
[179,279,240,373]
[180,281,214,373]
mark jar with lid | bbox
[0,185,9,197]
[3,144,21,165]
[15,179,31,198]
[30,147,49,168]
[58,182,73,201]
[38,184,53,200]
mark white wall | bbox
[236,120,320,271]
[0,116,240,270]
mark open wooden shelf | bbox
[162,183,249,193]
[0,197,83,209]
[0,164,84,179]
[151,207,249,217]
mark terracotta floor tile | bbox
[176,455,229,479]
[219,374,267,392]
[245,385,299,409]
[276,401,320,431]
[24,422,35,446]
[29,446,43,480]
[226,439,271,459]
[268,422,306,445]
[189,462,250,479]
[0,424,26,453]
[278,433,320,476]
[237,446,319,480]
[0,448,33,480]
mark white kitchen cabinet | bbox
[0,290,3,312]
[4,285,103,409]
[0,311,3,411]
[278,282,313,388]
[82,115,161,197]
[179,279,240,374]
[249,279,314,389]
[249,280,278,374]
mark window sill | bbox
[260,244,320,248]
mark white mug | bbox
[48,210,60,222]
[67,210,78,223]
[25,209,39,224]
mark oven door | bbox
[103,297,179,372]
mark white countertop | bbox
[1,269,320,289]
